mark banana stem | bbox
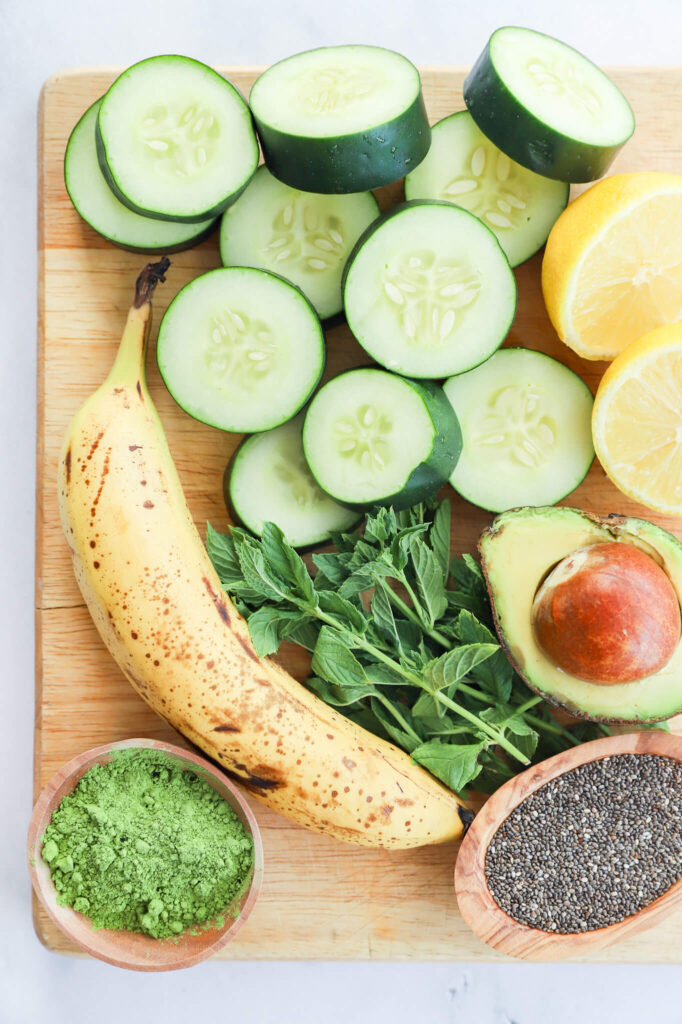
[107,258,170,387]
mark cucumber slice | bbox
[250,45,430,193]
[97,56,259,222]
[64,100,217,253]
[404,110,569,267]
[226,414,360,548]
[157,268,325,433]
[343,201,516,378]
[443,348,594,513]
[219,166,379,320]
[302,369,462,511]
[464,27,634,183]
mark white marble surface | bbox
[3,0,682,1020]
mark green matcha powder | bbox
[41,749,254,939]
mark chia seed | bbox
[484,753,682,934]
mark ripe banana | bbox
[58,260,469,848]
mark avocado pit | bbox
[532,542,681,685]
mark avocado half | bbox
[479,506,682,723]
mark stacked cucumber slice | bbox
[64,32,634,542]
[65,101,218,254]
[97,56,259,221]
[464,27,634,182]
[250,45,431,193]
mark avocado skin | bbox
[478,506,682,724]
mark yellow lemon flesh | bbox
[592,323,682,514]
[543,173,682,361]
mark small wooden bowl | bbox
[27,738,264,971]
[455,731,682,960]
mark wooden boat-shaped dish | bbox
[454,731,682,960]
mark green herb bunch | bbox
[207,500,606,795]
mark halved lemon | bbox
[543,173,682,361]
[592,323,682,514]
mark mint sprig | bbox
[207,501,605,794]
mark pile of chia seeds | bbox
[485,753,682,934]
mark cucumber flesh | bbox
[302,369,461,510]
[343,201,516,378]
[227,415,360,548]
[64,101,217,253]
[443,348,594,513]
[405,110,569,267]
[220,166,379,320]
[464,27,634,182]
[250,45,430,193]
[157,268,325,433]
[98,55,259,221]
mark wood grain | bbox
[455,732,682,960]
[36,66,682,961]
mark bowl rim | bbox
[454,730,682,961]
[27,737,264,971]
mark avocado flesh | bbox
[479,506,682,723]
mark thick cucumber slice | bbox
[250,45,430,193]
[97,56,259,222]
[405,110,569,267]
[220,166,379,320]
[302,369,461,511]
[464,27,634,183]
[64,101,217,253]
[343,201,516,378]
[157,268,325,433]
[443,348,594,513]
[226,414,360,548]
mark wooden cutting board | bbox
[36,66,682,962]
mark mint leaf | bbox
[311,626,366,688]
[280,615,320,652]
[246,606,299,657]
[456,610,512,702]
[370,580,402,652]
[431,499,451,582]
[311,550,353,587]
[409,535,448,626]
[317,591,367,635]
[364,663,405,686]
[305,674,377,707]
[364,506,398,545]
[423,643,500,693]
[232,534,290,603]
[411,740,484,792]
[260,522,295,585]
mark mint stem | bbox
[301,599,529,765]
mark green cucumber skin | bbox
[254,93,431,194]
[463,44,632,183]
[223,447,363,553]
[316,376,462,514]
